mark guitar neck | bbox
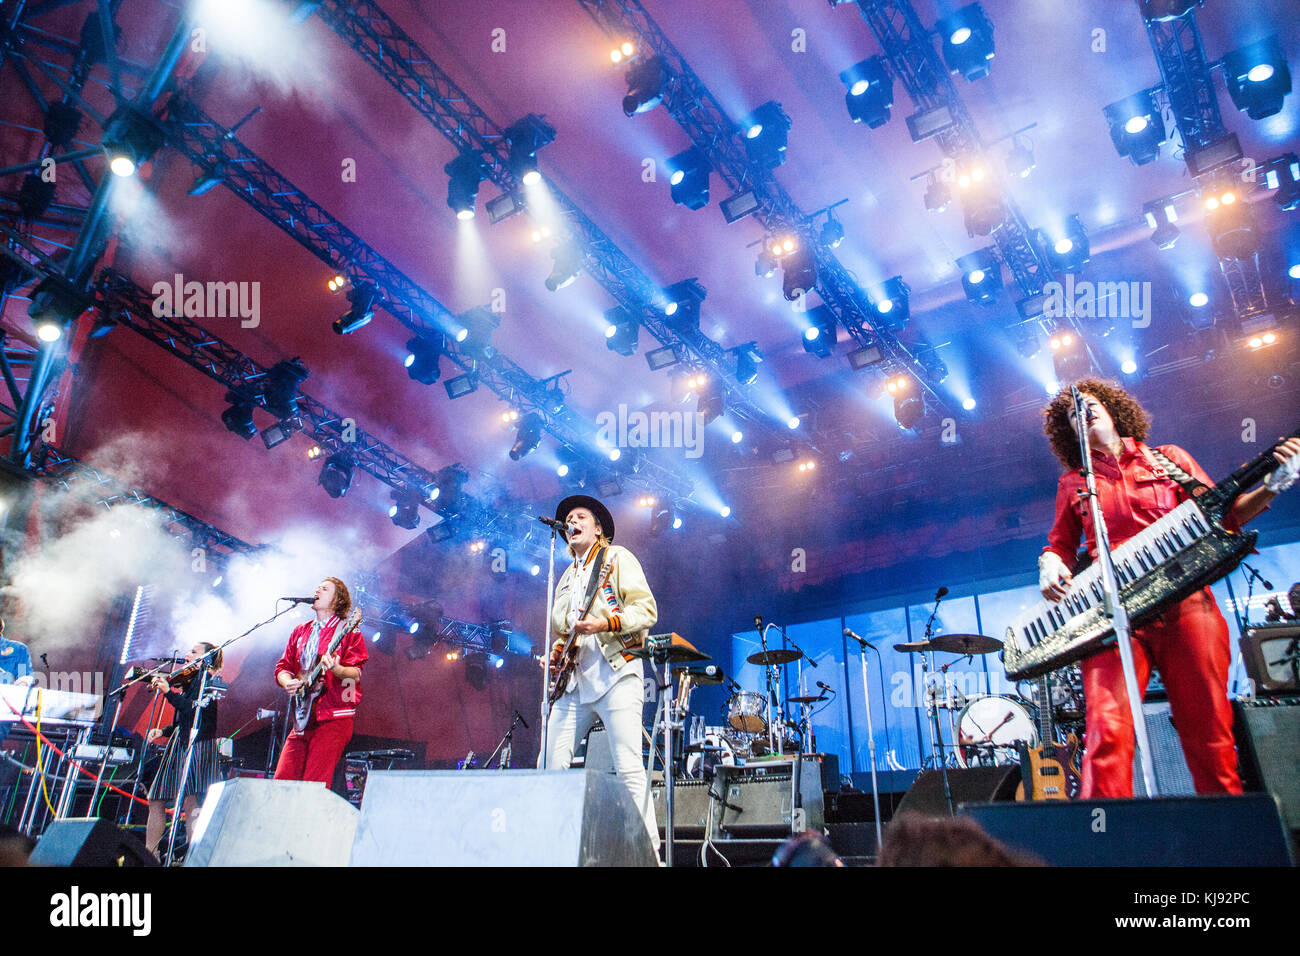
[1206,426,1300,511]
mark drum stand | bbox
[647,635,681,866]
[920,651,955,816]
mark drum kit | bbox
[896,632,1086,769]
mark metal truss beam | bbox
[575,0,948,413]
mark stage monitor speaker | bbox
[1234,696,1300,830]
[184,778,358,867]
[29,818,157,867]
[962,793,1294,866]
[349,769,656,866]
[894,766,1019,817]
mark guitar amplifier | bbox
[1138,701,1196,796]
[1234,696,1300,830]
[1239,624,1300,695]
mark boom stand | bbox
[846,631,885,852]
[1071,386,1157,797]
[648,636,679,866]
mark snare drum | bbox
[955,694,1038,768]
[724,692,768,734]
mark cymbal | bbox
[626,632,709,663]
[893,641,934,653]
[746,649,801,666]
[788,695,825,705]
[927,633,1003,655]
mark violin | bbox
[148,659,204,692]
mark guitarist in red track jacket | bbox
[273,577,367,784]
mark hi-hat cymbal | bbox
[927,633,1003,655]
[746,649,801,666]
[893,641,934,653]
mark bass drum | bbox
[955,694,1038,768]
[684,734,736,779]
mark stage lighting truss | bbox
[1142,198,1181,250]
[839,56,893,127]
[1104,90,1167,166]
[504,114,555,185]
[738,101,791,170]
[1223,35,1292,121]
[333,282,379,335]
[956,248,1002,305]
[937,3,996,82]
[388,487,424,530]
[868,276,910,331]
[509,412,545,461]
[666,147,711,210]
[1040,215,1090,273]
[604,305,639,356]
[404,335,443,385]
[623,54,669,116]
[444,152,484,220]
[801,305,836,358]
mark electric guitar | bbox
[292,607,363,732]
[547,555,618,706]
[1015,672,1082,801]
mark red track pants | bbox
[273,717,353,784]
[1080,587,1242,798]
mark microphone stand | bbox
[486,711,527,770]
[921,591,955,815]
[845,630,884,854]
[538,526,562,769]
[1071,387,1157,798]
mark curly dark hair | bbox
[1043,378,1151,469]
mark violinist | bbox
[143,642,223,861]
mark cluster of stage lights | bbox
[885,375,923,430]
[796,459,817,473]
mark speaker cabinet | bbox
[1234,696,1300,830]
[894,766,1019,817]
[184,778,358,867]
[29,818,157,867]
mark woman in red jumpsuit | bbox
[1039,379,1299,798]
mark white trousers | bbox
[544,674,660,854]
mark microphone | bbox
[513,709,530,729]
[843,627,874,648]
[537,515,569,535]
[281,596,315,604]
[935,586,949,600]
[816,680,833,692]
[754,615,764,635]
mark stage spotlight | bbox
[333,282,378,335]
[504,114,555,185]
[1042,215,1090,273]
[645,344,683,372]
[404,336,443,385]
[819,213,845,249]
[962,397,977,411]
[221,394,257,440]
[318,452,354,499]
[732,341,762,385]
[801,305,836,358]
[782,247,817,301]
[604,306,638,356]
[28,277,88,343]
[1142,199,1180,250]
[1188,291,1210,309]
[1265,153,1300,210]
[923,174,952,213]
[755,248,778,278]
[595,475,623,498]
[936,3,995,81]
[456,306,500,358]
[388,487,423,530]
[650,503,676,536]
[101,105,164,177]
[960,184,1004,237]
[1104,91,1166,165]
[1121,358,1139,375]
[839,56,893,127]
[444,152,483,220]
[555,446,583,482]
[623,54,668,116]
[666,147,711,210]
[738,101,791,169]
[697,378,725,425]
[610,40,636,65]
[1049,330,1092,381]
[1205,190,1259,260]
[444,372,478,400]
[546,243,583,292]
[263,358,309,420]
[663,279,706,331]
[509,412,544,461]
[730,430,744,444]
[917,348,948,385]
[1224,36,1291,120]
[869,276,910,330]
[540,384,566,415]
[892,388,923,430]
[719,505,732,518]
[463,651,489,690]
[1005,138,1035,179]
[787,416,801,430]
[43,101,82,149]
[18,174,55,221]
[433,464,469,515]
[956,248,1002,305]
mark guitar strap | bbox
[579,546,609,618]
[1149,447,1209,499]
